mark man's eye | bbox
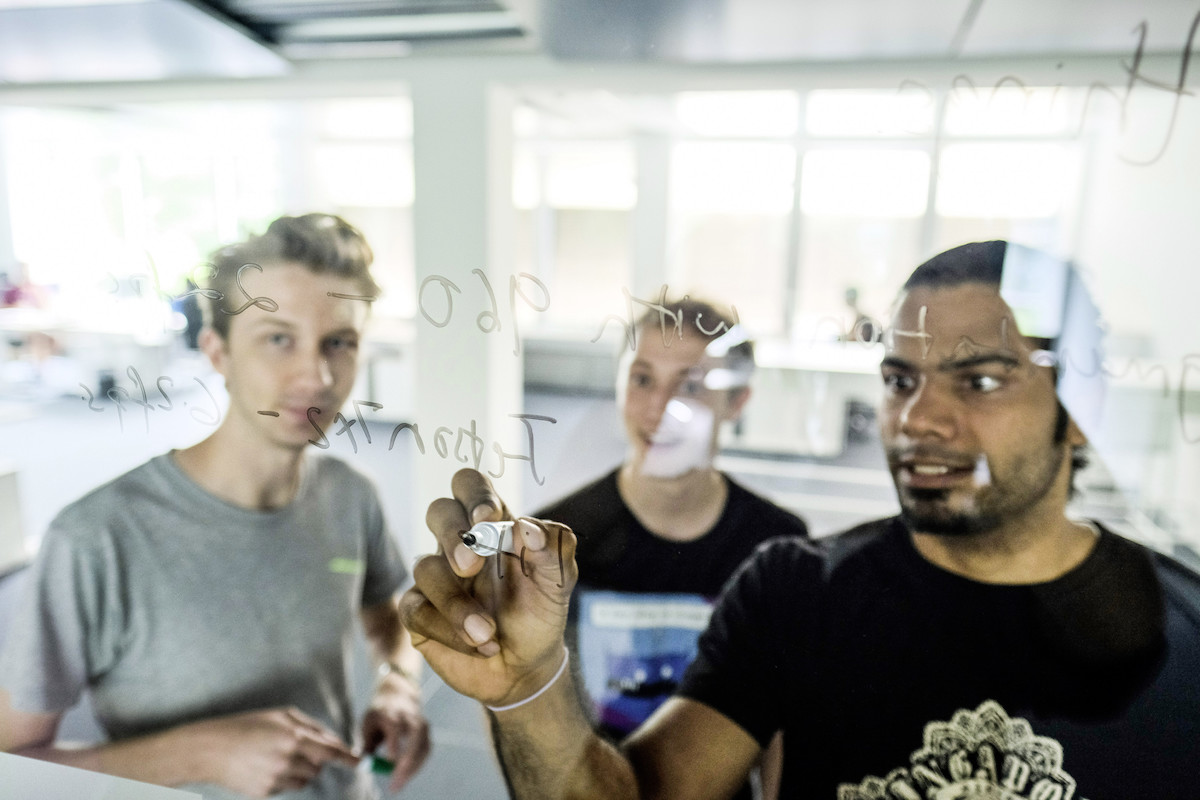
[268,333,291,347]
[882,373,914,392]
[629,374,651,388]
[968,375,1003,393]
[326,337,357,352]
[681,380,705,396]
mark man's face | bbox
[879,282,1081,536]
[201,262,369,452]
[620,330,746,478]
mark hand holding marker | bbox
[366,522,516,779]
[459,521,516,556]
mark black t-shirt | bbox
[536,469,809,741]
[538,468,811,596]
[680,516,1200,798]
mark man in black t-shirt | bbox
[536,297,808,796]
[404,241,1200,799]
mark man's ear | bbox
[198,327,229,377]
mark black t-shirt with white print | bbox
[680,516,1200,799]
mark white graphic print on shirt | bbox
[837,700,1080,800]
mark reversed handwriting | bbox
[301,403,558,484]
[79,369,222,431]
[899,8,1200,166]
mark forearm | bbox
[362,598,422,678]
[491,671,639,800]
[13,725,206,788]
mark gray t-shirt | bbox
[0,453,408,799]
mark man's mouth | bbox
[892,451,978,489]
[281,402,330,426]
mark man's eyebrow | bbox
[247,317,295,330]
[938,352,1021,371]
[881,353,1022,372]
[880,356,913,371]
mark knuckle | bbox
[396,589,423,625]
[400,599,439,638]
[409,552,443,582]
[426,496,461,521]
[451,466,482,483]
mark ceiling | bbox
[0,0,1194,85]
[543,0,1200,61]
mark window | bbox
[668,142,795,334]
[512,136,635,329]
[511,88,1086,342]
[933,143,1081,254]
[1,97,416,322]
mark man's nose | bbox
[897,380,957,440]
[296,349,334,391]
[645,387,676,428]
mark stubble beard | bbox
[896,445,1067,537]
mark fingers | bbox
[426,497,486,578]
[272,761,321,794]
[451,468,507,523]
[282,708,358,768]
[514,518,578,593]
[402,555,500,657]
[381,711,432,793]
[358,704,431,794]
[426,469,510,577]
[282,707,349,746]
[292,736,358,771]
[402,517,579,657]
[388,721,432,792]
[516,516,548,551]
[427,469,511,579]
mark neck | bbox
[617,464,728,542]
[174,425,307,511]
[910,512,1098,584]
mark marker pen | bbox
[369,754,395,774]
[459,521,516,556]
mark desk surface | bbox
[0,752,201,799]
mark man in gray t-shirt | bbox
[0,214,430,798]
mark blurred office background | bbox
[1,0,1199,796]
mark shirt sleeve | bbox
[0,516,125,714]
[358,484,408,607]
[676,538,822,748]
